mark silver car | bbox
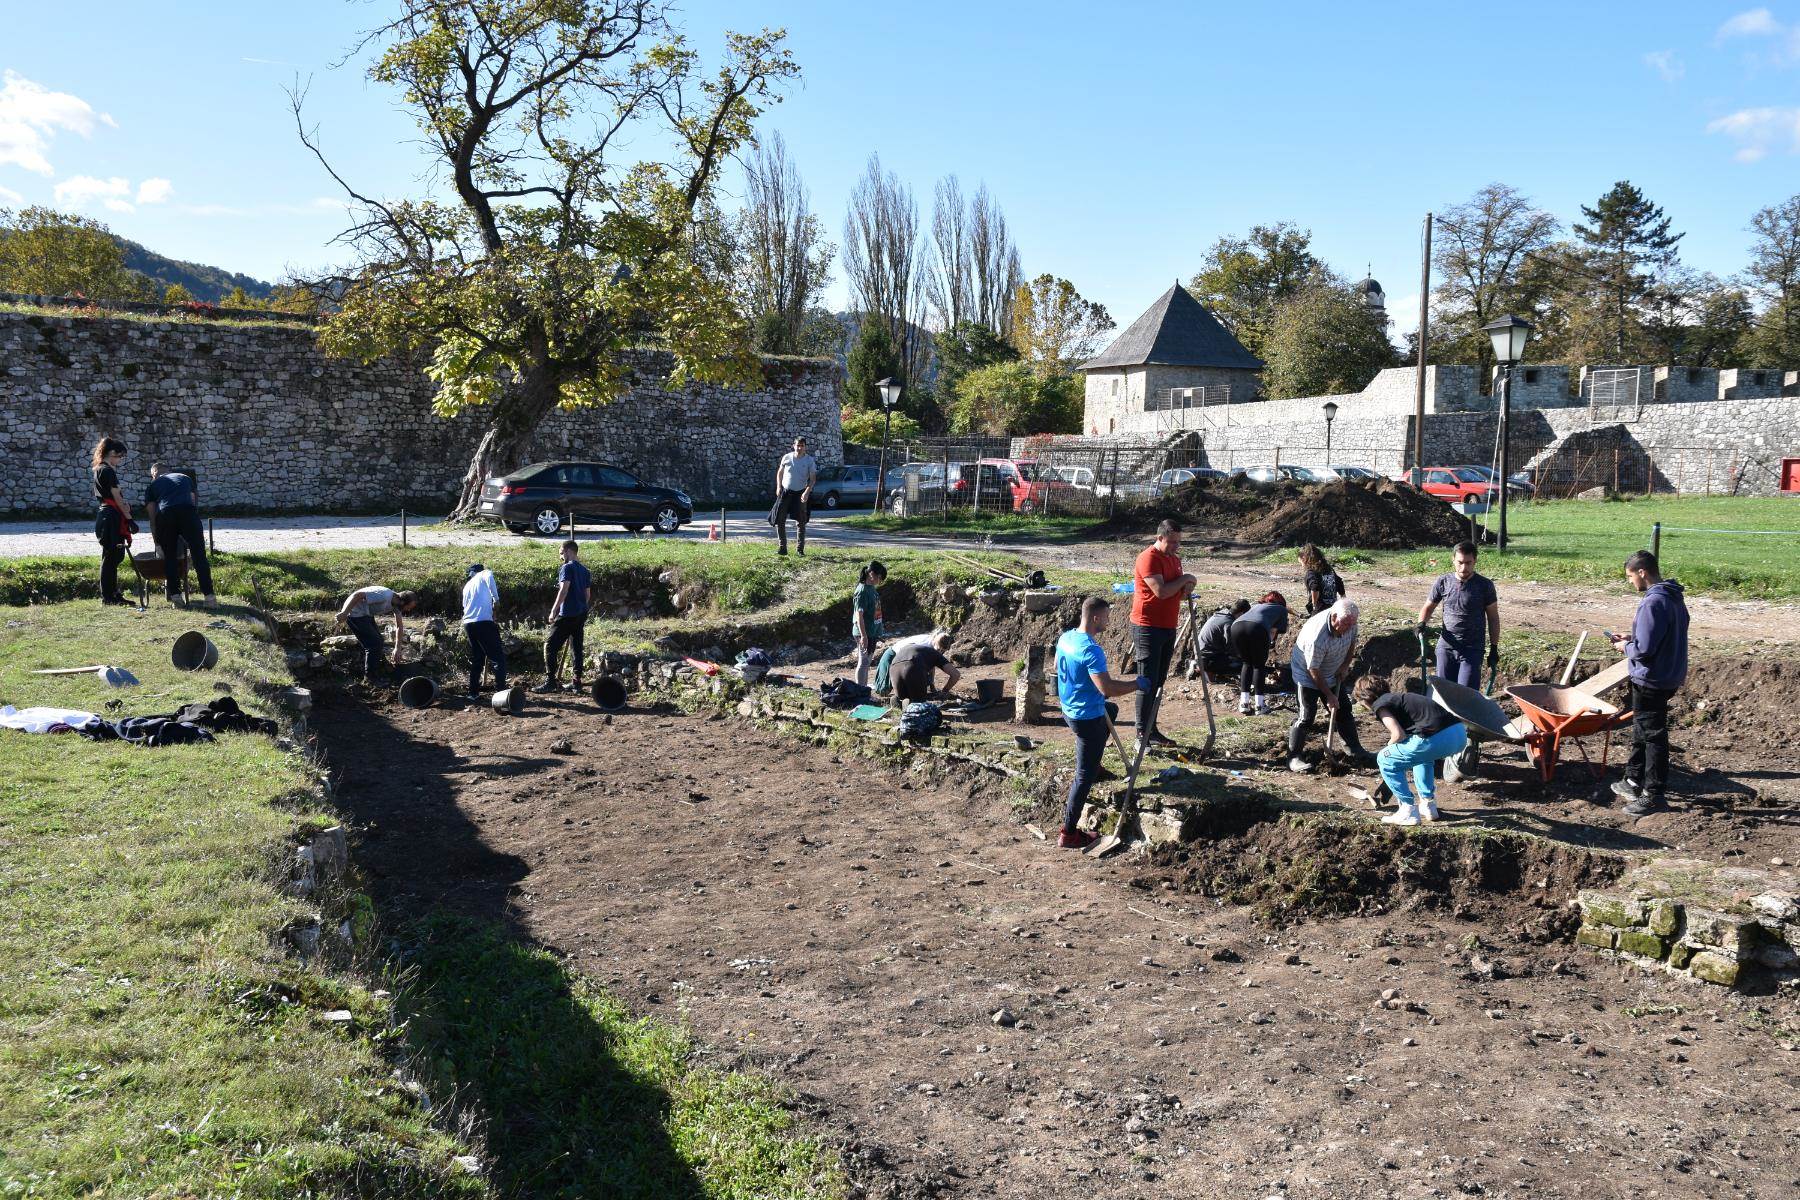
[814,464,882,509]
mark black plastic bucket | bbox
[976,678,1005,704]
[398,676,438,709]
[171,630,218,671]
[591,676,628,712]
[491,687,524,715]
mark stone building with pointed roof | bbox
[1079,283,1264,435]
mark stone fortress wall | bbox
[0,309,842,515]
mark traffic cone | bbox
[707,522,719,542]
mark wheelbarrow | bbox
[1503,683,1634,783]
[128,547,192,607]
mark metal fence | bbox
[880,435,1211,520]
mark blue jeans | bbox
[1435,640,1481,690]
[1062,702,1119,834]
[345,614,386,677]
[1377,724,1469,804]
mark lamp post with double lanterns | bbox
[1480,314,1533,552]
[875,377,902,513]
[1321,400,1338,469]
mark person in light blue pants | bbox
[1353,675,1468,826]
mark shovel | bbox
[32,665,140,688]
[1089,687,1160,858]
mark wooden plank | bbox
[1572,658,1631,698]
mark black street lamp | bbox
[875,377,902,512]
[1480,314,1533,552]
[1322,400,1338,467]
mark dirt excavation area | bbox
[314,689,1800,1199]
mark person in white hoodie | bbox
[461,563,506,699]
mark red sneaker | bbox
[1057,829,1099,850]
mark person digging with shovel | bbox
[1287,597,1375,773]
[1054,595,1152,851]
[1353,674,1466,825]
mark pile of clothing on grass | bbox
[0,697,276,747]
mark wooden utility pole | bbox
[1412,213,1432,485]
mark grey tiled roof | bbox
[1080,283,1263,372]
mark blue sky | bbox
[4,1,1797,336]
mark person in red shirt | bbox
[1130,518,1197,746]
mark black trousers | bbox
[464,620,507,694]
[345,614,386,677]
[774,489,809,549]
[1131,622,1176,734]
[152,506,213,595]
[545,612,587,681]
[1627,682,1675,798]
[95,507,126,600]
[1063,701,1119,834]
[1229,620,1272,696]
[1289,680,1368,759]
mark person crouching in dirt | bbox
[536,539,592,694]
[891,631,962,702]
[336,585,420,681]
[1054,595,1152,851]
[1354,674,1466,826]
[874,628,950,696]
[1229,591,1288,715]
[1199,599,1249,687]
[1287,597,1374,772]
[1299,544,1346,616]
[1417,539,1499,689]
[461,563,507,699]
[1130,518,1196,746]
[851,560,887,687]
[1609,550,1689,818]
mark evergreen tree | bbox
[1572,181,1684,359]
[843,319,901,411]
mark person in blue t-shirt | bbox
[144,462,216,608]
[537,539,594,693]
[1053,595,1151,850]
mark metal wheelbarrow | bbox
[1503,683,1634,783]
[128,547,192,607]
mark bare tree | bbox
[734,131,833,355]
[968,184,1021,334]
[923,175,972,330]
[1747,194,1800,362]
[1432,183,1559,376]
[842,154,925,381]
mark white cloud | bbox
[135,177,173,204]
[1706,106,1800,161]
[1643,50,1684,82]
[0,71,112,175]
[1718,8,1781,39]
[53,174,134,213]
[0,182,22,205]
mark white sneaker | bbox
[1238,696,1254,715]
[1382,805,1422,826]
[1255,696,1272,716]
[1418,800,1441,822]
[1288,756,1313,774]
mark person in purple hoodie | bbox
[1608,550,1688,817]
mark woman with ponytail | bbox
[91,436,134,605]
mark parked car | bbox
[1005,459,1090,512]
[1414,466,1502,504]
[814,464,882,509]
[1328,464,1381,482]
[1459,464,1536,497]
[1049,465,1096,490]
[1230,465,1288,486]
[478,461,693,535]
[885,460,1011,514]
[1284,465,1337,485]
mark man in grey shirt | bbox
[772,435,817,557]
[1287,597,1374,772]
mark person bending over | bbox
[144,462,217,608]
[1053,596,1150,851]
[1199,598,1249,690]
[461,563,506,699]
[336,585,419,681]
[1229,592,1288,716]
[1287,597,1373,772]
[1354,674,1467,826]
[891,631,962,702]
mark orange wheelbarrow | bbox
[1503,683,1635,783]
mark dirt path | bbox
[317,691,1799,1199]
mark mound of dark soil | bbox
[1237,478,1468,549]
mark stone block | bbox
[1754,941,1799,971]
[1687,952,1741,987]
[1684,907,1753,954]
[1022,590,1061,614]
[1577,891,1644,929]
[1139,809,1196,845]
[1750,892,1797,922]
[309,826,348,882]
[1617,930,1670,960]
[1667,942,1694,970]
[1645,899,1680,937]
[1575,925,1616,952]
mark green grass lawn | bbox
[837,510,1098,540]
[0,604,845,1198]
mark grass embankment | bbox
[0,604,845,1198]
[1256,496,1800,602]
[838,510,1098,540]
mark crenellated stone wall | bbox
[0,310,842,514]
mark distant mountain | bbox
[116,238,276,303]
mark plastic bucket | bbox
[398,676,438,709]
[590,676,628,712]
[976,678,1005,704]
[491,687,524,715]
[171,630,218,671]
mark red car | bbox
[978,458,1079,513]
[1415,466,1501,504]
